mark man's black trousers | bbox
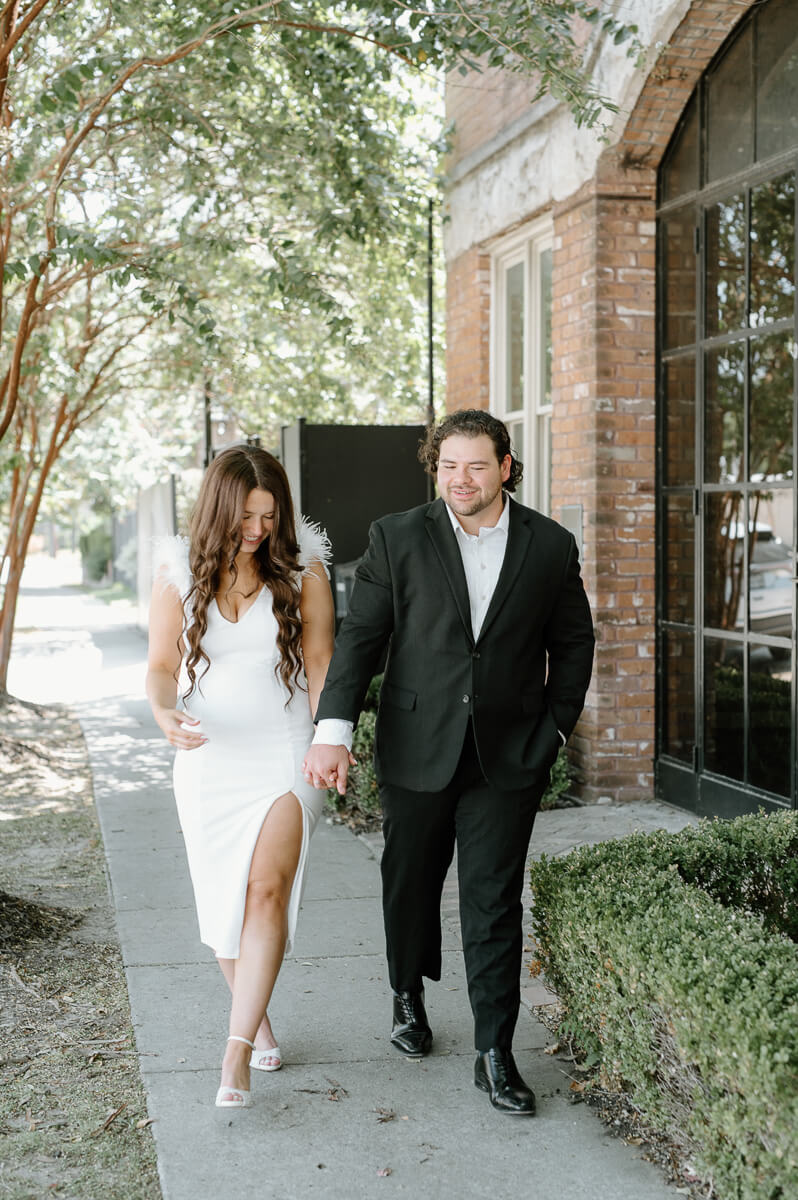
[379,722,544,1053]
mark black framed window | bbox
[657,0,798,816]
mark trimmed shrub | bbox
[529,811,798,1200]
[348,709,379,814]
[326,675,382,820]
[540,746,571,810]
[79,524,112,582]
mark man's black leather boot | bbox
[474,1048,536,1115]
[390,990,432,1057]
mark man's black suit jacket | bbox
[316,496,595,793]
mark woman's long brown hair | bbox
[182,445,304,701]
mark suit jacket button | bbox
[462,694,470,703]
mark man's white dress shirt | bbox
[312,496,563,751]
[447,493,510,639]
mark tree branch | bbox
[0,0,57,73]
[44,4,282,246]
[266,18,415,65]
[0,269,42,440]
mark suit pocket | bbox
[521,687,544,717]
[524,706,561,778]
[380,682,417,711]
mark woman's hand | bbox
[152,707,207,750]
[302,743,353,794]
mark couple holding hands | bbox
[146,409,594,1114]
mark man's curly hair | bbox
[418,409,524,493]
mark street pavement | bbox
[10,554,696,1200]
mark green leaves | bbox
[3,260,28,283]
[530,811,798,1199]
[2,0,634,611]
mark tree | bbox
[0,1,637,694]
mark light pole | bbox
[427,197,435,428]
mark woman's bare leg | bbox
[217,958,278,1051]
[218,792,302,1099]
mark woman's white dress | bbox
[155,522,329,959]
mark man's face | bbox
[436,433,511,518]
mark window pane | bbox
[662,630,695,762]
[705,343,745,484]
[663,494,695,624]
[706,23,753,183]
[756,0,798,161]
[506,418,524,452]
[704,492,745,632]
[706,194,746,337]
[539,247,552,407]
[661,93,699,204]
[662,209,696,350]
[748,645,792,797]
[537,413,551,515]
[748,492,793,643]
[704,637,744,781]
[750,173,795,329]
[749,332,795,482]
[506,418,525,501]
[505,262,524,413]
[664,356,696,485]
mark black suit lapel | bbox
[425,500,474,644]
[476,499,534,644]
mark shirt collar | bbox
[446,493,510,539]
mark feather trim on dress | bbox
[152,519,329,597]
[152,535,191,599]
[297,516,332,579]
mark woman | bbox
[146,444,335,1108]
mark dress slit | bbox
[223,789,309,962]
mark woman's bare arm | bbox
[299,561,335,718]
[146,579,206,749]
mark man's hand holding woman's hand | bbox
[153,708,208,751]
[302,744,356,795]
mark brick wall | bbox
[446,246,492,411]
[445,10,595,167]
[551,186,657,801]
[444,0,760,801]
[446,65,539,164]
[549,195,599,794]
[560,0,757,799]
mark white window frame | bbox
[490,215,553,514]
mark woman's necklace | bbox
[227,582,260,598]
[220,568,261,599]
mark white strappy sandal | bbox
[250,1045,282,1072]
[215,1036,255,1108]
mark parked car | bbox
[722,523,794,656]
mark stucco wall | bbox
[444,0,693,262]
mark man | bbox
[303,410,594,1115]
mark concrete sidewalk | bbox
[10,561,695,1200]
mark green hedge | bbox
[326,676,382,819]
[79,524,112,582]
[529,811,798,1200]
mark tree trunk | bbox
[0,548,25,695]
[0,409,64,693]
